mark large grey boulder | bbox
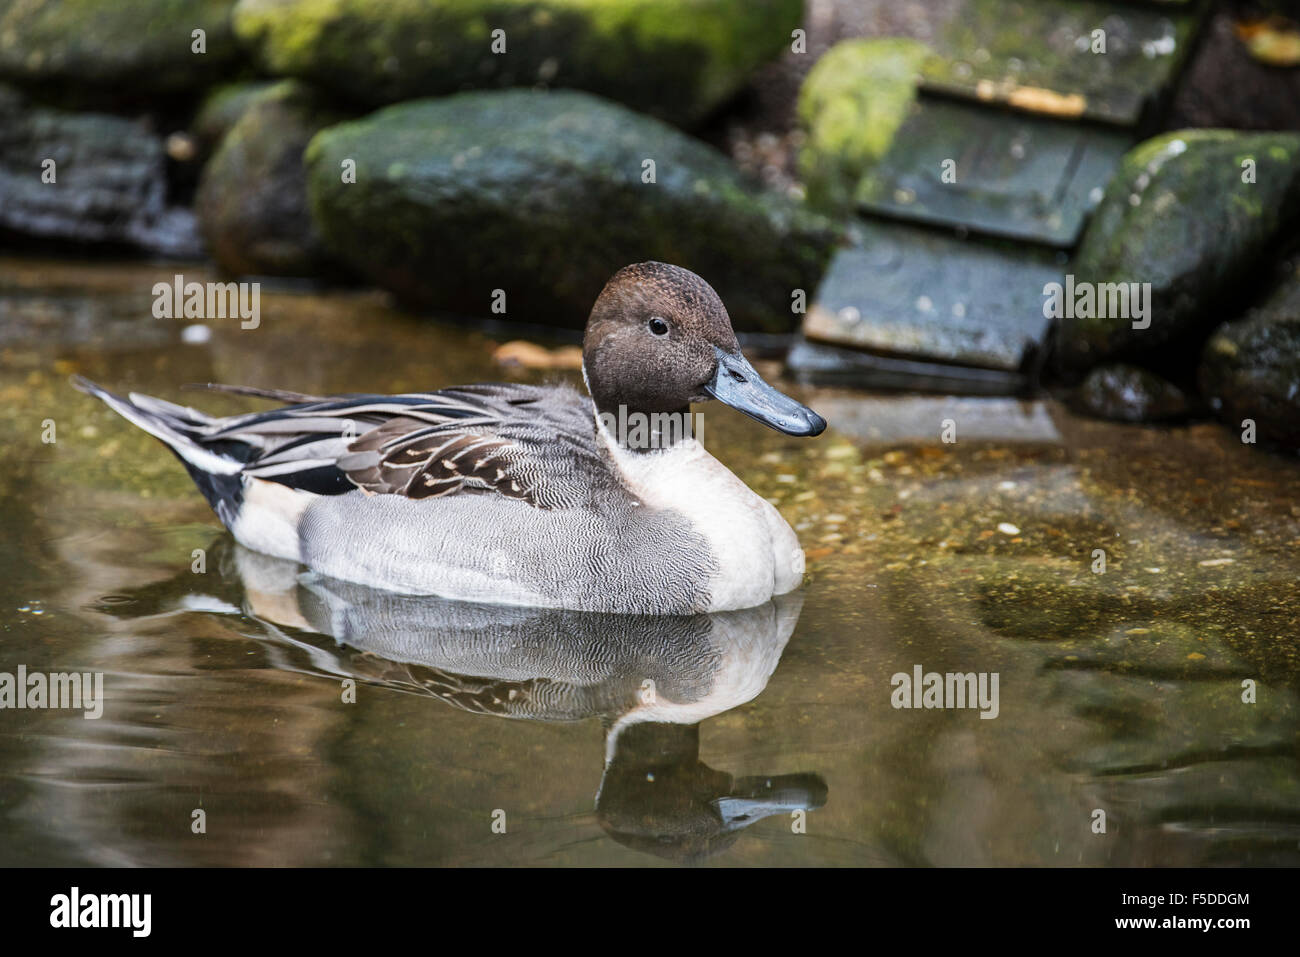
[304,89,840,331]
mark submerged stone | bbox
[796,38,930,211]
[233,0,800,126]
[1199,264,1300,450]
[0,85,200,256]
[1071,363,1193,423]
[196,81,349,277]
[1053,129,1300,374]
[304,89,840,332]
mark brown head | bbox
[582,262,826,439]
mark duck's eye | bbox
[647,317,669,337]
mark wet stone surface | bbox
[304,89,840,333]
[804,222,1062,371]
[1200,259,1300,450]
[195,80,350,277]
[0,85,200,257]
[785,338,1030,396]
[1054,129,1300,374]
[1071,363,1194,423]
[855,98,1132,247]
[920,0,1206,126]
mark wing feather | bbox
[200,383,603,509]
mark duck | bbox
[73,262,826,615]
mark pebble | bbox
[181,323,212,344]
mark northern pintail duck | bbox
[74,262,826,615]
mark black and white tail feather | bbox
[72,376,600,532]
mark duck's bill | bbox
[713,773,829,832]
[704,347,826,437]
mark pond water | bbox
[1,257,1298,866]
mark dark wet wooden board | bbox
[785,337,1030,395]
[920,0,1207,126]
[856,98,1132,247]
[804,222,1064,371]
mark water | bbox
[1,257,1298,866]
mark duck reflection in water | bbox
[109,540,827,863]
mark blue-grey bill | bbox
[714,772,829,831]
[704,347,827,437]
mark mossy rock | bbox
[196,80,350,276]
[0,0,242,104]
[190,80,276,157]
[1070,364,1192,424]
[1055,129,1300,374]
[304,89,841,331]
[232,0,800,127]
[796,38,930,211]
[1199,267,1300,450]
[0,84,199,255]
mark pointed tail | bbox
[71,376,248,523]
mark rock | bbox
[167,81,275,201]
[304,89,841,332]
[232,0,800,127]
[803,221,1060,371]
[1054,130,1300,374]
[1071,364,1193,424]
[196,80,348,276]
[190,80,276,158]
[1167,15,1300,132]
[811,394,1062,446]
[0,0,242,104]
[853,98,1131,247]
[0,85,201,257]
[796,38,929,210]
[1199,266,1300,449]
[785,337,1029,396]
[919,0,1207,126]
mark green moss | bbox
[1055,129,1300,373]
[233,0,800,125]
[0,0,242,100]
[796,38,929,211]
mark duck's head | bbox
[583,262,826,438]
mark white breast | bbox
[600,425,805,611]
